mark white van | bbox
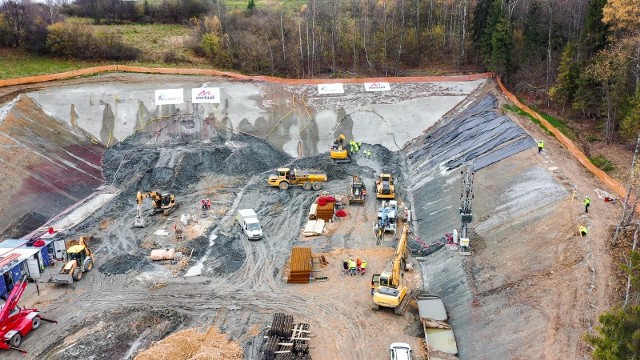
[389,342,412,360]
[236,209,263,241]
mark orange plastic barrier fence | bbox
[497,76,628,200]
[0,64,493,88]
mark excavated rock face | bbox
[0,96,105,238]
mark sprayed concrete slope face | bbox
[407,95,568,359]
[27,73,485,156]
[0,96,104,238]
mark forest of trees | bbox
[0,0,637,145]
[1,0,640,356]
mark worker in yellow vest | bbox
[584,196,591,213]
[580,226,588,237]
[360,259,367,275]
[348,258,357,276]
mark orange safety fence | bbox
[0,64,494,88]
[496,76,628,201]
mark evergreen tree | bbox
[550,42,580,109]
[572,72,601,117]
[586,305,640,360]
[247,0,256,10]
[580,0,609,59]
[479,0,504,62]
[523,1,546,60]
[489,18,513,76]
[471,0,493,44]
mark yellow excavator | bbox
[49,236,94,284]
[372,223,410,314]
[330,134,351,164]
[133,190,177,227]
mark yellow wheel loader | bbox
[49,236,94,285]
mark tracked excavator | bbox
[330,134,350,164]
[133,190,177,227]
[372,223,412,314]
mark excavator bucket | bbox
[133,217,146,228]
[48,273,73,285]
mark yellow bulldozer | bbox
[49,236,94,285]
[330,134,351,164]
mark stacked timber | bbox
[262,313,312,360]
[287,247,312,284]
[315,196,335,221]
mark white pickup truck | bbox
[236,209,263,240]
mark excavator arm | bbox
[391,225,409,288]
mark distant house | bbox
[0,239,53,298]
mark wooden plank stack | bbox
[262,313,312,360]
[315,202,334,221]
[287,247,312,284]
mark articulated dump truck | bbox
[267,167,327,190]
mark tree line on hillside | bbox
[0,0,638,144]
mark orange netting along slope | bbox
[497,76,628,201]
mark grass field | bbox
[0,49,101,79]
[93,22,193,62]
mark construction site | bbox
[0,71,622,359]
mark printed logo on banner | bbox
[192,87,220,104]
[155,89,184,105]
[318,83,344,95]
[364,82,391,92]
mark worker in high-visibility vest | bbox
[360,259,367,275]
[580,226,588,237]
[537,140,544,154]
[348,258,357,276]
[584,196,591,213]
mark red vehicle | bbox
[0,275,56,353]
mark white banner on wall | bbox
[364,82,391,92]
[155,89,184,105]
[192,87,221,104]
[318,83,344,95]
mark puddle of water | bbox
[184,258,206,277]
[209,230,217,246]
[185,228,218,277]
